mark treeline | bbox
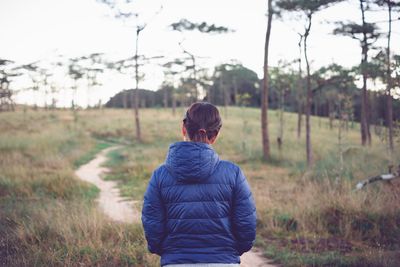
[106,62,400,126]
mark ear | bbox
[182,123,187,140]
[209,131,219,144]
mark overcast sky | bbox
[1,0,399,107]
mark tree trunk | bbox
[359,0,369,146]
[208,86,213,104]
[361,65,368,146]
[123,91,127,109]
[44,90,48,111]
[386,2,394,154]
[261,0,273,160]
[220,77,228,118]
[178,42,197,102]
[337,100,343,184]
[314,95,317,116]
[304,14,313,167]
[72,84,77,110]
[233,76,238,105]
[193,56,198,101]
[278,88,284,151]
[318,90,322,127]
[297,103,302,139]
[297,33,303,139]
[367,90,372,145]
[163,87,168,108]
[172,90,177,116]
[329,100,333,129]
[86,78,91,109]
[134,28,142,142]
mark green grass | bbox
[263,244,360,267]
[0,109,159,266]
[73,142,112,167]
[1,107,399,266]
[103,146,152,199]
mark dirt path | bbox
[75,147,139,223]
[75,147,276,267]
[241,249,276,267]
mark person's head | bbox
[182,102,222,144]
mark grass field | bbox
[0,110,158,266]
[1,107,399,266]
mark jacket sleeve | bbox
[141,169,166,256]
[232,167,257,255]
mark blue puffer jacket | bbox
[141,141,256,266]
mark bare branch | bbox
[356,165,400,190]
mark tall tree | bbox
[134,20,145,141]
[278,0,344,167]
[270,62,297,151]
[296,33,304,139]
[261,0,274,160]
[170,19,232,102]
[374,0,400,153]
[80,53,104,109]
[209,63,260,107]
[17,61,46,110]
[370,49,400,153]
[68,57,85,109]
[334,0,380,146]
[38,68,53,110]
[163,55,199,103]
[98,0,162,142]
[109,56,135,108]
[214,64,231,117]
[0,59,19,111]
[314,64,357,127]
[162,58,188,114]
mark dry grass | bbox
[95,107,400,266]
[0,110,158,266]
[1,199,158,266]
[1,107,399,266]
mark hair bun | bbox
[183,102,222,143]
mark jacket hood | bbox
[165,141,220,183]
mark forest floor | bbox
[75,146,277,267]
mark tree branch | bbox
[356,165,400,190]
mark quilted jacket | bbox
[141,141,256,266]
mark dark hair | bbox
[183,102,222,143]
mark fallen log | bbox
[356,165,400,190]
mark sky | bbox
[0,0,399,107]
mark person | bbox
[141,102,256,267]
